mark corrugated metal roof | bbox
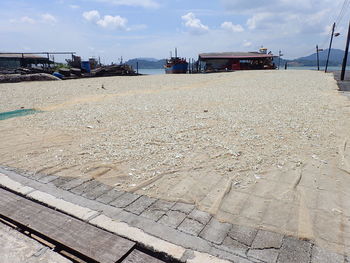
[0,53,46,59]
[199,52,275,59]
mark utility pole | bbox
[316,45,320,71]
[341,20,350,81]
[316,46,323,71]
[325,22,336,73]
[278,50,282,69]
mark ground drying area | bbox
[1,71,350,254]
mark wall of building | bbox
[0,58,21,69]
[203,59,232,71]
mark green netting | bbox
[0,109,40,120]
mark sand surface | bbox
[1,70,350,253]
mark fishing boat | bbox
[164,48,188,74]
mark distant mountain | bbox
[133,57,159,62]
[282,49,349,67]
[126,58,166,69]
[298,48,345,62]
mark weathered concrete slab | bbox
[222,236,249,257]
[82,183,113,200]
[96,188,125,204]
[178,218,205,236]
[38,175,59,184]
[158,210,187,228]
[277,237,312,263]
[28,190,99,221]
[59,177,92,191]
[228,224,258,247]
[171,202,195,214]
[199,218,231,245]
[141,200,175,221]
[109,192,141,208]
[51,176,74,188]
[248,248,279,263]
[125,195,157,215]
[70,180,101,195]
[251,230,284,249]
[311,245,345,263]
[188,209,212,225]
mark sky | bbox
[1,0,350,63]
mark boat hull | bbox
[164,63,188,74]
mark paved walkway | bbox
[0,166,347,263]
[332,70,350,92]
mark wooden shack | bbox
[0,53,52,69]
[198,52,276,72]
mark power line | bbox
[318,1,350,50]
[335,0,349,25]
[335,0,350,25]
[291,0,350,59]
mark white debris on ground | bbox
[1,70,350,254]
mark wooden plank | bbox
[123,249,165,263]
[0,189,22,204]
[0,189,135,263]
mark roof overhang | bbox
[199,52,276,60]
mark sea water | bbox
[137,68,164,75]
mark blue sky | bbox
[1,0,349,62]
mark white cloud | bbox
[96,15,128,30]
[222,0,337,37]
[10,15,57,25]
[246,13,273,30]
[245,9,330,36]
[69,5,80,9]
[41,13,57,24]
[83,10,128,30]
[243,40,252,47]
[96,0,159,8]
[83,10,100,22]
[221,21,244,32]
[181,12,209,35]
[221,0,317,13]
[20,16,36,24]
